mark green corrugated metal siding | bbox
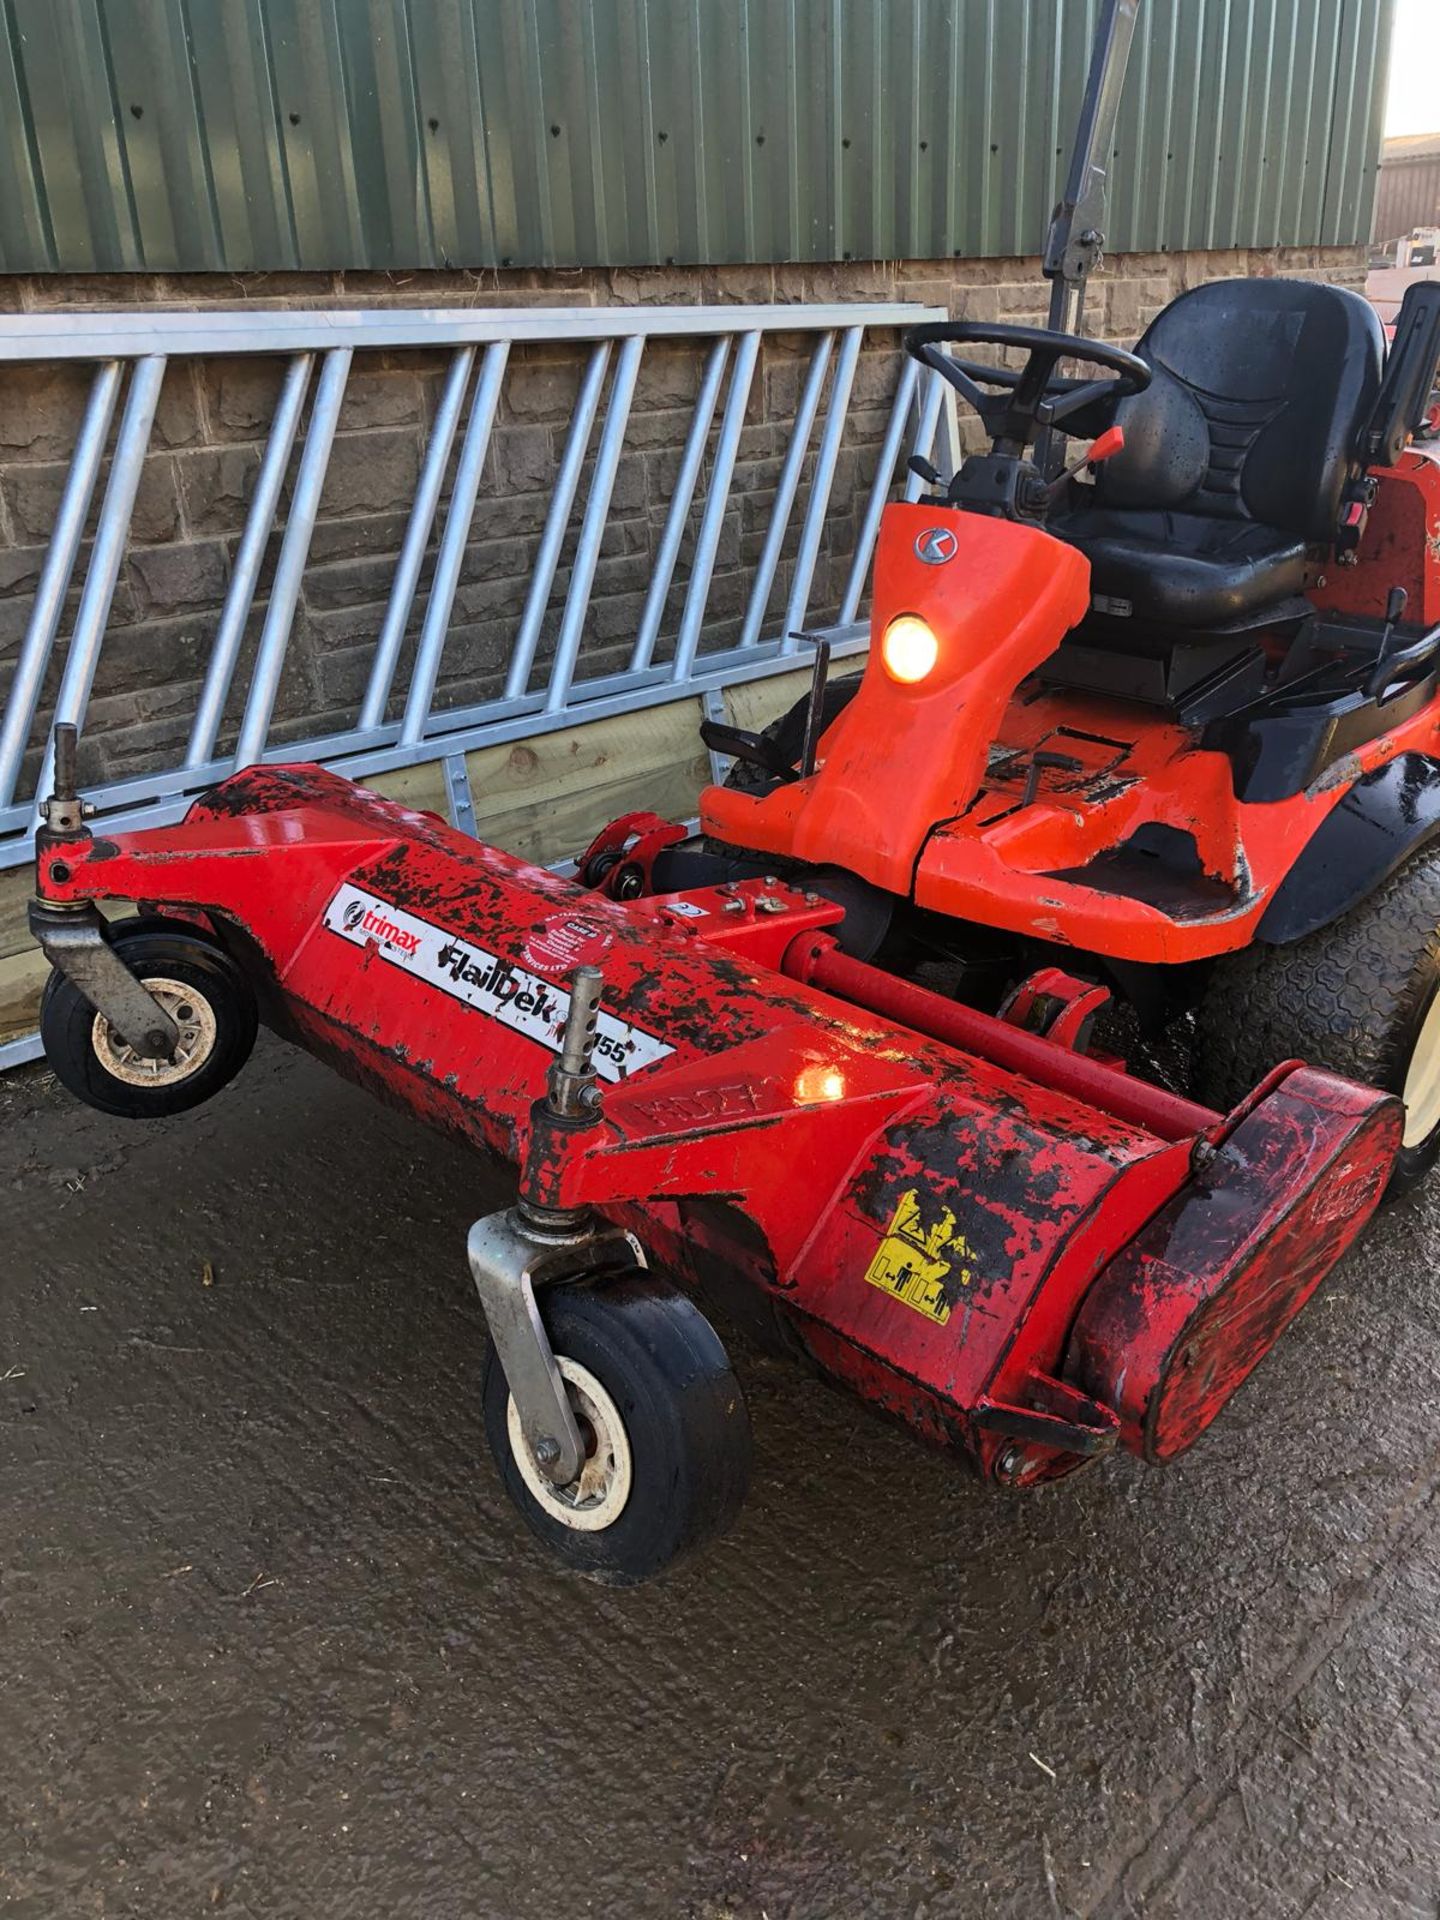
[0,0,1394,275]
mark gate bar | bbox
[35,356,166,807]
[783,325,864,650]
[186,352,314,768]
[670,330,763,686]
[628,335,730,675]
[738,331,835,651]
[234,350,353,768]
[0,361,121,808]
[505,342,614,702]
[360,345,477,732]
[840,355,921,626]
[545,334,646,714]
[398,341,510,746]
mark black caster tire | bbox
[39,919,258,1120]
[482,1273,752,1585]
[1193,847,1440,1198]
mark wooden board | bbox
[462,698,707,865]
[722,668,816,738]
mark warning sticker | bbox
[519,913,615,977]
[864,1189,973,1326]
[323,883,673,1084]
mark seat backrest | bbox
[1092,278,1384,544]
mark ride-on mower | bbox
[25,3,1440,1583]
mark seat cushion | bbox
[1085,279,1384,543]
[1057,507,1309,628]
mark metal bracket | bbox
[699,686,733,785]
[1041,0,1140,336]
[797,633,833,779]
[28,900,180,1059]
[442,750,478,839]
[467,1211,644,1486]
[467,959,640,1488]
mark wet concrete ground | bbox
[4,1035,1440,1918]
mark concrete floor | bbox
[4,1035,1440,1918]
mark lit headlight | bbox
[881,614,939,684]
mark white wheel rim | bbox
[507,1358,633,1533]
[1403,992,1440,1148]
[91,977,218,1088]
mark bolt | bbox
[997,1444,1026,1483]
[804,891,822,905]
[533,1435,561,1469]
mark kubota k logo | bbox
[914,526,958,565]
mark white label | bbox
[322,883,674,1083]
[665,899,708,919]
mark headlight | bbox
[881,613,939,684]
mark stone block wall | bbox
[0,242,1367,801]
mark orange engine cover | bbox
[701,502,1092,896]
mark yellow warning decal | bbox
[864,1189,973,1326]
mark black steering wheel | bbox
[904,320,1152,455]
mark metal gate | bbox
[0,300,955,1067]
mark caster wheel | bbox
[482,1273,752,1585]
[1194,845,1440,1198]
[40,919,258,1120]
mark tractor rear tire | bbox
[1193,846,1440,1198]
[482,1273,752,1585]
[722,673,862,795]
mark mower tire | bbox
[40,919,259,1120]
[482,1273,752,1584]
[722,672,862,795]
[1193,845,1440,1197]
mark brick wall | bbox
[0,243,1367,800]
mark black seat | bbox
[1051,278,1385,631]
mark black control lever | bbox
[907,454,942,489]
[1364,586,1440,700]
[1021,750,1085,808]
[698,718,802,783]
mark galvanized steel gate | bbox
[0,300,955,1068]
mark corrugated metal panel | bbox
[1373,141,1440,247]
[0,0,1396,274]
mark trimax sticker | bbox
[864,1188,974,1326]
[323,883,674,1084]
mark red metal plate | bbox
[1066,1068,1403,1462]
